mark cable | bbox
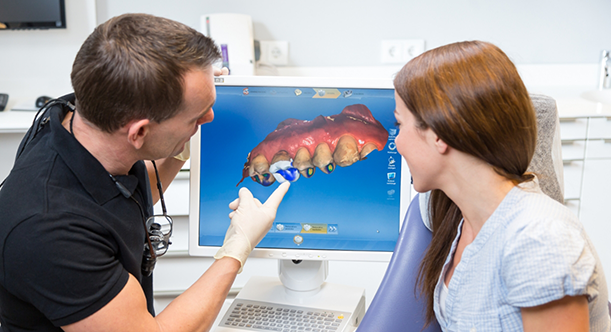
[15,98,75,160]
[0,98,75,189]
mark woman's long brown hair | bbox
[393,41,537,326]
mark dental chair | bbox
[357,94,566,331]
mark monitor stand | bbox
[214,260,366,332]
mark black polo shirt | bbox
[0,94,155,331]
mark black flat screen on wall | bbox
[0,0,66,30]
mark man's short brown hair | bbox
[71,13,221,133]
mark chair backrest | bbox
[357,193,441,331]
[528,94,564,204]
[358,94,564,331]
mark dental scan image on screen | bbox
[236,103,390,187]
[193,77,403,257]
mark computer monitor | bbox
[188,76,411,293]
[0,0,66,30]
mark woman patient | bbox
[392,40,610,331]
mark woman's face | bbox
[393,92,442,193]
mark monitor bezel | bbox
[188,75,410,262]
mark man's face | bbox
[143,67,216,160]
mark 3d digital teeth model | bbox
[237,104,389,186]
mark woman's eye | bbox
[394,121,401,128]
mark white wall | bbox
[2,0,610,104]
[95,0,611,66]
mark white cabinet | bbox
[0,132,26,181]
[580,159,611,284]
[560,118,588,211]
[560,116,611,288]
[0,111,37,181]
[562,160,584,200]
[587,117,611,140]
[559,117,588,140]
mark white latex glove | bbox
[173,141,190,162]
[213,66,229,76]
[215,182,290,273]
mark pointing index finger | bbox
[263,182,290,211]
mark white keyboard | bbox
[219,299,351,332]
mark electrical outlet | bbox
[381,39,425,64]
[404,39,425,59]
[381,40,404,64]
[259,40,289,66]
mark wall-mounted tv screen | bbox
[0,0,66,30]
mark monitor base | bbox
[214,275,366,332]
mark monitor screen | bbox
[0,0,66,30]
[189,76,410,263]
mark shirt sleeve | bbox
[501,215,598,308]
[3,212,129,326]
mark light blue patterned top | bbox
[432,183,610,331]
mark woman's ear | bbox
[434,134,449,154]
[126,119,150,150]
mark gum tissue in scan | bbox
[237,104,389,186]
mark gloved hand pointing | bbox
[214,182,290,272]
[173,140,190,162]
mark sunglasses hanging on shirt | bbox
[137,160,173,276]
[110,160,174,277]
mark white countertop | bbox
[527,85,611,118]
[0,110,38,133]
[556,98,611,118]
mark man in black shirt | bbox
[0,13,289,332]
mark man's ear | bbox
[126,119,150,150]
